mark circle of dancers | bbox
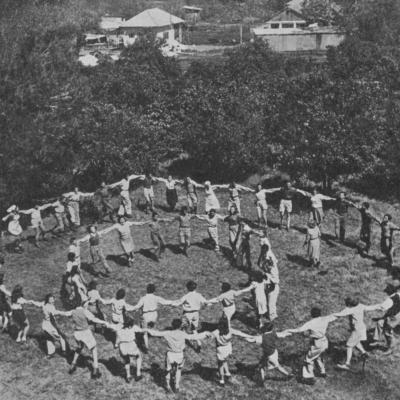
[1,173,400,393]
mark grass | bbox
[0,184,400,400]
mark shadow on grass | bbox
[149,362,166,389]
[182,362,216,382]
[107,254,129,267]
[138,248,158,262]
[99,356,124,378]
[286,253,309,268]
[165,243,183,255]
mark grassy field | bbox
[0,184,400,400]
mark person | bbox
[10,285,42,343]
[245,271,270,329]
[34,294,72,358]
[141,173,156,214]
[215,182,253,215]
[70,265,88,307]
[334,192,353,243]
[183,177,202,214]
[156,175,181,211]
[101,288,137,341]
[195,209,226,252]
[379,214,400,268]
[0,273,11,332]
[142,212,171,261]
[245,322,292,384]
[2,205,24,253]
[203,181,221,213]
[224,205,242,257]
[261,249,280,322]
[77,225,111,276]
[353,202,379,255]
[20,204,53,247]
[266,182,300,231]
[68,300,108,379]
[372,284,400,355]
[206,282,249,323]
[97,181,115,223]
[147,318,209,393]
[304,220,322,268]
[86,280,106,331]
[130,283,176,349]
[68,237,81,267]
[254,184,272,227]
[51,197,70,233]
[297,187,334,226]
[282,307,336,385]
[334,297,382,370]
[111,173,143,218]
[107,316,145,382]
[172,280,210,352]
[173,206,195,256]
[235,223,255,269]
[256,232,274,269]
[203,317,254,386]
[64,187,92,227]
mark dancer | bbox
[379,214,400,268]
[235,223,255,269]
[334,192,354,243]
[256,231,274,269]
[254,184,272,227]
[142,212,171,261]
[353,202,379,255]
[372,284,400,354]
[20,204,53,247]
[297,187,334,226]
[224,205,242,257]
[282,307,336,384]
[2,205,23,252]
[245,322,292,384]
[86,281,105,330]
[147,318,209,393]
[141,173,156,214]
[97,181,116,222]
[130,283,176,349]
[204,181,221,213]
[304,220,322,268]
[70,265,88,306]
[77,225,111,276]
[68,300,108,379]
[195,209,226,252]
[10,285,42,343]
[112,173,143,218]
[68,237,81,267]
[262,248,280,321]
[51,197,70,233]
[64,187,92,227]
[183,177,202,214]
[36,294,72,358]
[173,206,195,256]
[107,316,145,382]
[172,280,209,351]
[334,297,382,371]
[0,273,11,332]
[217,182,253,215]
[206,282,249,323]
[156,175,181,211]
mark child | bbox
[174,207,195,256]
[86,281,106,331]
[68,237,81,267]
[304,221,322,268]
[142,212,171,261]
[245,322,292,384]
[107,316,145,382]
[195,209,226,252]
[20,204,52,247]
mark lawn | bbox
[0,184,399,400]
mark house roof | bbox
[182,6,202,12]
[286,0,342,14]
[120,8,185,28]
[269,8,306,22]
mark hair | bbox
[229,182,235,188]
[172,318,182,330]
[152,211,158,218]
[186,280,197,291]
[44,293,54,304]
[180,206,188,214]
[70,264,79,276]
[218,316,230,336]
[221,282,231,293]
[384,284,398,296]
[118,216,125,223]
[254,270,265,283]
[362,202,370,209]
[116,288,126,300]
[385,213,392,221]
[308,220,316,228]
[261,322,274,333]
[312,186,319,192]
[147,283,156,294]
[11,285,23,304]
[67,252,76,262]
[208,208,216,215]
[344,297,359,307]
[88,225,96,233]
[69,237,76,244]
[0,273,4,285]
[311,307,322,318]
[88,280,97,291]
[229,205,238,214]
[124,316,135,329]
[256,183,262,190]
[260,243,270,252]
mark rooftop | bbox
[120,8,185,28]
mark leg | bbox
[135,353,142,378]
[22,322,29,341]
[91,346,101,378]
[340,216,346,243]
[286,212,291,230]
[268,285,279,321]
[218,361,225,384]
[98,247,111,274]
[262,209,268,226]
[175,365,182,390]
[256,205,262,225]
[124,356,132,381]
[69,342,83,373]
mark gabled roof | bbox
[286,0,304,13]
[120,8,185,28]
[269,8,306,22]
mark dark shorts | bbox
[12,309,28,329]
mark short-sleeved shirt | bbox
[261,331,278,357]
[149,221,161,234]
[216,290,236,308]
[166,180,177,190]
[120,179,130,191]
[117,224,131,240]
[163,330,188,353]
[31,209,42,224]
[336,199,349,216]
[137,293,171,313]
[88,289,101,305]
[298,316,335,339]
[178,215,191,229]
[117,325,141,343]
[212,329,232,347]
[225,214,240,227]
[89,233,100,246]
[185,182,196,194]
[54,202,65,213]
[43,303,56,322]
[229,187,239,199]
[180,291,207,312]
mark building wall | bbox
[258,32,345,52]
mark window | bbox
[296,23,306,28]
[282,23,294,28]
[270,23,280,29]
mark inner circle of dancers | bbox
[1,172,400,393]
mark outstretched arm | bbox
[127,221,148,227]
[194,215,208,221]
[263,188,281,194]
[231,328,254,339]
[296,189,311,197]
[237,185,254,192]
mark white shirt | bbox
[104,298,135,323]
[335,304,379,332]
[31,209,42,224]
[250,281,268,301]
[266,263,279,284]
[135,293,172,313]
[310,194,331,209]
[88,289,101,304]
[256,190,268,204]
[166,180,177,190]
[296,315,336,339]
[205,214,224,228]
[69,193,81,202]
[120,179,130,191]
[179,291,207,312]
[69,244,80,260]
[117,325,142,343]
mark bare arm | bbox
[231,328,254,339]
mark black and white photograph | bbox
[0,0,399,399]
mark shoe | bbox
[165,385,173,393]
[91,369,102,379]
[361,353,369,361]
[337,363,350,371]
[316,372,327,378]
[380,348,393,356]
[135,375,143,382]
[218,379,225,386]
[301,377,316,385]
[69,365,77,375]
[46,353,55,360]
[125,376,132,383]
